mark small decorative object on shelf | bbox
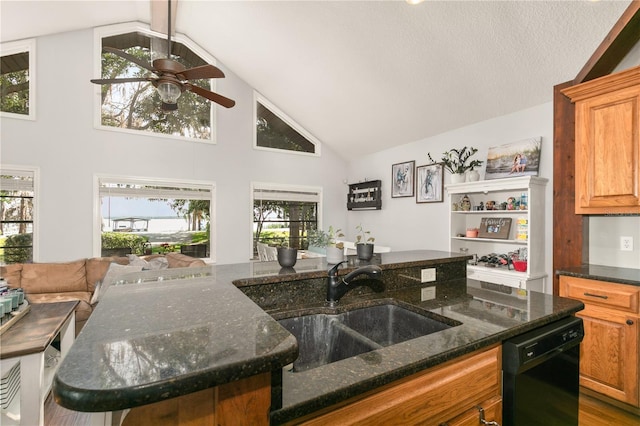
[460,194,471,211]
[478,217,512,239]
[348,180,382,210]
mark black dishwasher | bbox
[502,315,584,426]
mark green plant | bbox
[101,232,149,255]
[428,146,483,174]
[308,226,344,249]
[355,224,375,245]
[2,233,32,264]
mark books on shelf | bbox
[516,217,528,241]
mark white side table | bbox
[0,301,76,426]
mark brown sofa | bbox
[0,253,206,334]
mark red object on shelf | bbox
[513,260,528,272]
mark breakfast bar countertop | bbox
[556,264,640,286]
[52,250,584,422]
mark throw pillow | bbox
[127,254,150,269]
[146,256,169,270]
[98,263,144,302]
[90,281,101,305]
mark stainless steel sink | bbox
[278,303,459,372]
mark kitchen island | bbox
[53,250,584,424]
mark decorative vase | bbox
[356,243,374,261]
[467,170,480,182]
[277,247,297,268]
[326,246,344,264]
[451,174,466,184]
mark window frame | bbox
[0,38,36,121]
[253,92,321,157]
[93,22,218,144]
[94,174,216,262]
[0,164,40,263]
[250,182,323,259]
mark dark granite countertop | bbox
[556,264,640,286]
[53,250,584,423]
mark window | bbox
[0,38,36,120]
[252,183,322,258]
[96,175,215,261]
[254,93,320,156]
[94,23,215,142]
[0,166,38,264]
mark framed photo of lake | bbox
[485,137,541,180]
[391,160,415,198]
[478,217,512,239]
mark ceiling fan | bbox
[90,0,235,111]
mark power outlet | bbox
[421,286,436,301]
[421,268,436,283]
[620,236,633,251]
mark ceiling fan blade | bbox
[186,84,236,109]
[91,77,153,84]
[179,64,225,81]
[103,46,155,72]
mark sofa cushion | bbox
[0,264,23,289]
[86,257,128,293]
[27,291,93,322]
[21,259,87,294]
[165,252,207,268]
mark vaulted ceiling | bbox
[0,1,632,159]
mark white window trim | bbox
[94,173,216,263]
[0,164,40,262]
[250,181,323,259]
[92,22,217,144]
[0,38,36,121]
[253,91,322,157]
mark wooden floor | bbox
[44,391,640,426]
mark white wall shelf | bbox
[446,176,548,293]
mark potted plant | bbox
[428,147,483,183]
[276,239,297,268]
[355,224,375,261]
[308,226,345,264]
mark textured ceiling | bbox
[0,1,632,159]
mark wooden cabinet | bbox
[562,65,640,214]
[290,345,501,426]
[446,176,548,293]
[441,395,502,426]
[560,276,640,407]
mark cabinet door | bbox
[577,305,639,406]
[571,76,640,213]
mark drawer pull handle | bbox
[627,320,634,326]
[477,406,500,426]
[584,292,608,299]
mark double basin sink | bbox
[277,302,461,372]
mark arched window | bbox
[94,23,216,142]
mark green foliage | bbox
[1,233,32,264]
[308,226,344,249]
[0,68,29,115]
[428,146,483,174]
[98,38,212,140]
[101,232,148,255]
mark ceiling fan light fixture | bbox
[157,81,181,104]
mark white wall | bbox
[346,103,555,286]
[0,28,348,265]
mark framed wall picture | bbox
[478,217,513,239]
[416,163,443,203]
[391,160,415,198]
[485,137,542,180]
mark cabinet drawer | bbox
[560,276,639,313]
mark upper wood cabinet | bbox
[562,65,640,214]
